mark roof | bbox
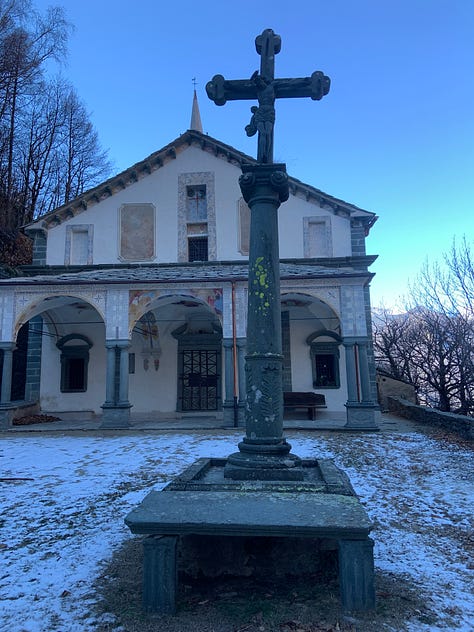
[2,257,376,287]
[24,130,378,233]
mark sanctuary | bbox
[0,93,379,429]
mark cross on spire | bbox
[206,28,330,163]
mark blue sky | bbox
[36,0,473,308]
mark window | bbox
[314,353,337,387]
[65,225,93,265]
[307,331,341,389]
[178,173,216,262]
[188,236,208,262]
[57,334,92,393]
[303,216,332,258]
[186,185,207,222]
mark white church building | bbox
[0,95,379,429]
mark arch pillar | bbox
[343,337,379,430]
[101,339,132,428]
[0,342,18,429]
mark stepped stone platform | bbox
[125,458,375,614]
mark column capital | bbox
[343,336,369,346]
[105,339,131,349]
[0,341,16,351]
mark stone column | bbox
[101,339,132,428]
[24,317,42,403]
[222,338,235,426]
[118,343,130,405]
[225,163,302,480]
[343,340,358,404]
[357,341,372,404]
[104,343,116,405]
[0,343,14,404]
[236,337,247,426]
[0,342,16,429]
[344,337,379,430]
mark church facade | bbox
[0,117,380,429]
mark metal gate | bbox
[180,350,218,411]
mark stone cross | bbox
[206,28,330,163]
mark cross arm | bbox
[206,71,330,107]
[273,72,331,101]
[206,75,258,106]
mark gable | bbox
[23,130,377,267]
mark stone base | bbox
[345,403,380,430]
[100,404,132,428]
[125,458,375,614]
[224,450,304,481]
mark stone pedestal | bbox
[100,403,132,428]
[345,403,380,430]
[125,458,376,614]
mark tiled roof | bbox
[2,259,376,286]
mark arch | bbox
[56,333,93,350]
[306,329,342,390]
[281,289,340,321]
[129,291,222,336]
[280,292,342,394]
[306,330,342,345]
[14,293,105,340]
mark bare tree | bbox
[0,1,111,243]
[0,1,69,228]
[374,239,474,416]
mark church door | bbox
[180,349,218,411]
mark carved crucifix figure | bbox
[206,28,330,163]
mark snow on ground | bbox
[0,429,473,632]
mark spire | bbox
[190,87,203,133]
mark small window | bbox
[188,237,208,262]
[303,216,332,258]
[186,185,207,222]
[65,225,93,265]
[62,356,87,391]
[314,353,337,387]
[57,334,92,393]
[307,332,341,389]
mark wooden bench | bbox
[284,391,327,420]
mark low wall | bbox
[387,397,474,440]
[0,401,40,430]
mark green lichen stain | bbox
[252,257,272,315]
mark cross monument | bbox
[207,29,331,480]
[206,28,330,164]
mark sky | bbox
[34,0,474,308]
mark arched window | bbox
[56,334,93,393]
[307,331,341,389]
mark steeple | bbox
[190,88,203,133]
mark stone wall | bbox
[377,373,417,411]
[387,396,474,440]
